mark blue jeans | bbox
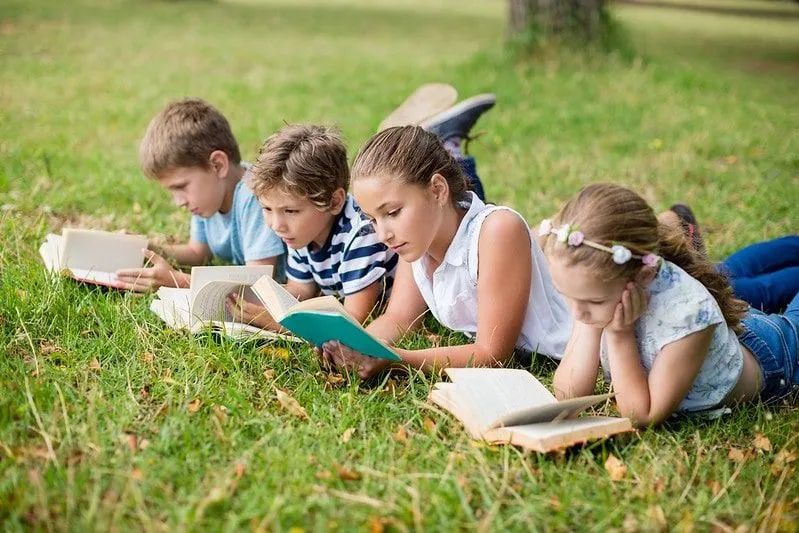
[458,156,486,202]
[738,292,799,402]
[719,235,799,313]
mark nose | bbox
[269,212,287,233]
[373,219,393,244]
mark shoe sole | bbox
[378,83,458,131]
[419,93,497,131]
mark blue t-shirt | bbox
[190,166,284,265]
[285,194,397,298]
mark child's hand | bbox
[225,294,269,326]
[607,281,648,334]
[115,249,183,292]
[321,340,389,380]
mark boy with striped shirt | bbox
[226,124,397,329]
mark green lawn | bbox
[1,0,798,530]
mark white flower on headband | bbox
[567,231,584,246]
[642,253,661,267]
[538,219,553,237]
[611,245,633,264]
[556,224,571,243]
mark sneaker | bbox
[378,83,458,131]
[420,93,496,143]
[669,203,706,255]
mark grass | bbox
[1,0,798,530]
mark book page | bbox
[60,228,147,272]
[445,368,557,434]
[190,280,249,322]
[428,384,482,439]
[189,265,274,305]
[251,275,299,322]
[484,417,633,453]
[68,268,129,289]
[39,234,62,271]
[150,297,192,329]
[490,393,614,429]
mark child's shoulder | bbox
[645,261,725,332]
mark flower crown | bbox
[538,219,661,267]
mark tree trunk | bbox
[507,0,606,41]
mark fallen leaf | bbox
[131,468,144,481]
[394,425,408,444]
[604,454,627,481]
[753,433,772,452]
[263,369,275,380]
[707,480,721,496]
[367,516,385,533]
[623,514,638,533]
[315,469,332,480]
[334,463,361,481]
[325,373,345,385]
[275,389,308,420]
[162,369,177,385]
[187,398,201,414]
[212,405,228,425]
[549,496,562,510]
[39,341,59,355]
[234,461,246,478]
[341,427,355,443]
[422,417,437,434]
[88,359,101,371]
[647,505,667,529]
[262,347,290,360]
[724,155,738,165]
[138,439,150,451]
[771,448,798,475]
[728,447,747,463]
[652,476,665,494]
[308,454,318,465]
[124,433,137,453]
[425,333,441,346]
[142,352,154,363]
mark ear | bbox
[635,265,657,287]
[328,188,347,215]
[208,150,230,179]
[429,173,450,207]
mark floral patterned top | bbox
[600,260,743,413]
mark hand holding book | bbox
[115,249,189,292]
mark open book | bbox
[250,275,400,361]
[429,368,633,452]
[39,229,148,289]
[150,266,297,341]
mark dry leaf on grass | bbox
[341,428,355,443]
[422,417,437,434]
[234,461,246,479]
[771,448,797,476]
[187,398,201,414]
[263,369,275,380]
[728,447,747,463]
[275,389,308,420]
[39,341,60,355]
[367,516,386,533]
[604,454,627,481]
[124,433,137,453]
[315,469,332,480]
[88,359,101,371]
[394,425,408,444]
[262,347,290,360]
[325,373,345,385]
[753,433,772,452]
[334,463,362,481]
[131,468,144,481]
[647,506,667,528]
[142,352,154,363]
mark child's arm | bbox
[324,212,532,377]
[342,281,383,324]
[115,249,192,291]
[157,240,213,267]
[552,322,602,400]
[604,282,715,426]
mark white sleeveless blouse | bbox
[411,193,572,358]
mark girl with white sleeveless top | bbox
[321,126,572,379]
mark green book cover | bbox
[279,311,400,361]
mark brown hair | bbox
[249,124,349,209]
[351,126,470,203]
[543,183,748,331]
[139,98,241,179]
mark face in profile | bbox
[353,174,445,262]
[158,165,226,218]
[258,187,339,249]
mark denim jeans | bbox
[719,235,799,313]
[458,156,486,202]
[738,292,799,402]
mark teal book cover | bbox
[280,311,401,361]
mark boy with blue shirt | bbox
[226,124,398,328]
[115,98,285,290]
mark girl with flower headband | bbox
[319,126,573,378]
[541,183,798,425]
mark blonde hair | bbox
[139,98,241,179]
[351,126,470,203]
[543,183,748,331]
[249,124,349,209]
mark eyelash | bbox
[386,209,400,218]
